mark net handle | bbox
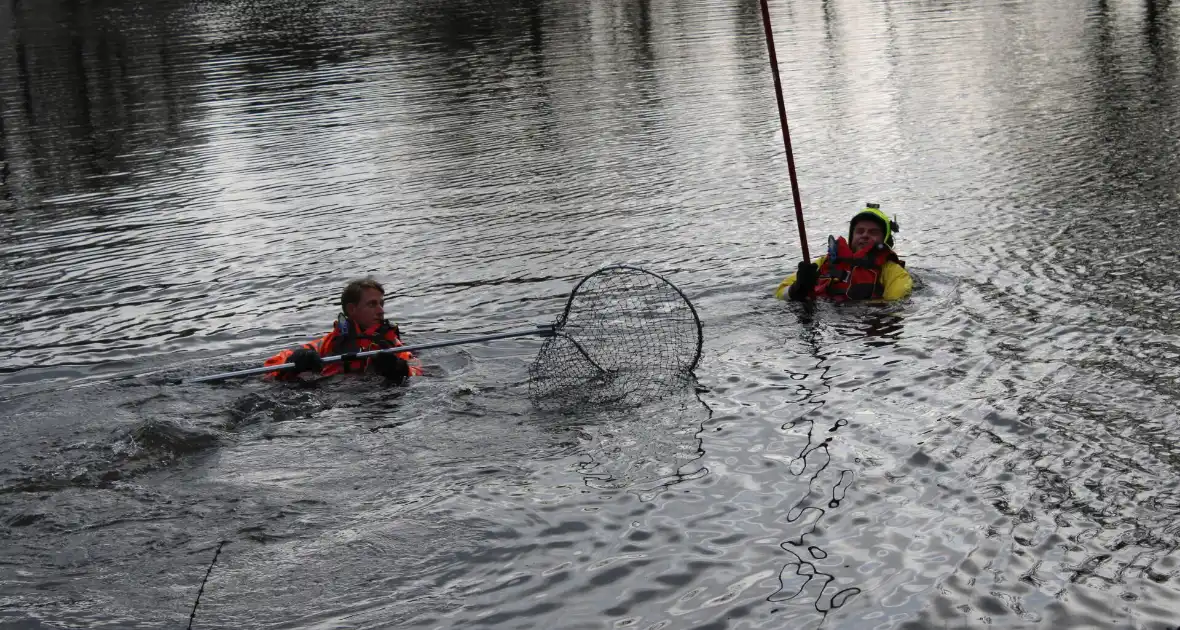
[558,265,703,373]
[189,325,555,383]
[190,265,701,384]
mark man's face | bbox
[345,288,385,331]
[851,219,885,251]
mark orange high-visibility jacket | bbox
[264,318,424,380]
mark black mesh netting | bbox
[527,265,703,410]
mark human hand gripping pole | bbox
[787,260,820,301]
[288,348,323,373]
[372,352,410,384]
[188,265,704,410]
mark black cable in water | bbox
[186,540,227,630]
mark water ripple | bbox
[4,0,1180,627]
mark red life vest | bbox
[264,317,423,379]
[319,317,414,376]
[813,236,904,301]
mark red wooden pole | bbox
[758,0,810,262]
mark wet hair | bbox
[340,277,384,310]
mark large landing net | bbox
[528,265,703,410]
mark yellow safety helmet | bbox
[848,202,899,248]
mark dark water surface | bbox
[3,0,1180,627]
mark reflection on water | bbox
[573,392,711,499]
[770,411,860,617]
[3,0,1180,627]
[761,310,864,622]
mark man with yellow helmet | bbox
[775,203,913,302]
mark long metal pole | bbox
[758,0,810,262]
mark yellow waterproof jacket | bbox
[775,256,913,301]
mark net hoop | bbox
[527,264,703,410]
[555,264,703,372]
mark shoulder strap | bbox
[356,320,401,349]
[373,319,401,339]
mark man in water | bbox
[264,278,423,382]
[775,203,913,302]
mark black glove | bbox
[372,352,410,385]
[787,261,820,301]
[287,348,323,374]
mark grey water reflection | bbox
[573,391,711,500]
[761,308,880,623]
[4,0,1180,627]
